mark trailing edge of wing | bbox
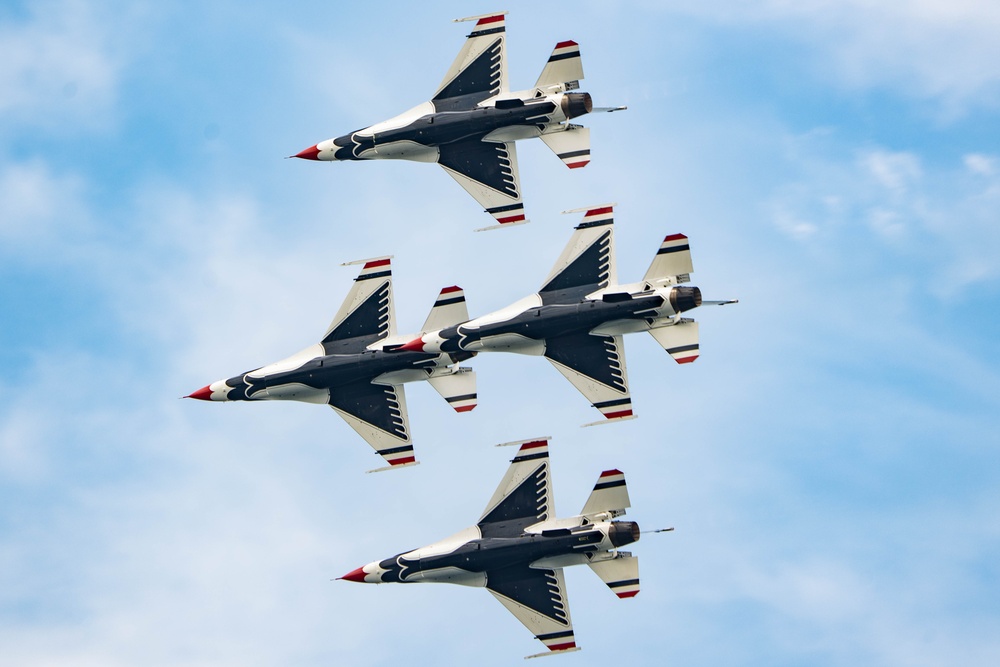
[434,14,507,103]
[328,381,415,469]
[539,206,616,298]
[544,333,633,421]
[479,439,552,535]
[323,258,395,349]
[487,566,577,654]
[438,139,525,229]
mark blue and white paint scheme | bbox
[340,438,642,658]
[292,12,624,230]
[399,204,738,424]
[186,258,477,471]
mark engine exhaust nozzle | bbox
[669,286,702,313]
[609,521,641,547]
[561,92,593,119]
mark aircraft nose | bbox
[338,566,369,583]
[185,384,214,401]
[397,336,428,353]
[337,560,385,583]
[290,138,337,161]
[291,144,321,160]
[184,380,229,401]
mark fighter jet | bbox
[397,204,737,424]
[185,257,477,471]
[291,12,624,231]
[340,437,641,658]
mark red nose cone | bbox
[338,566,367,583]
[185,385,214,401]
[292,144,321,160]
[397,337,426,353]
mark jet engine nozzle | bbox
[561,92,593,119]
[608,521,640,547]
[669,286,702,313]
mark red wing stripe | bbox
[663,233,687,242]
[554,40,578,49]
[389,456,416,466]
[363,258,391,269]
[604,409,633,419]
[585,206,614,217]
[519,440,548,451]
[477,15,504,25]
[548,642,577,651]
[600,469,624,478]
[497,214,526,224]
[440,285,462,294]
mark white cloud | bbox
[663,0,1000,114]
[965,153,997,176]
[767,135,1000,289]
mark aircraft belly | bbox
[371,140,439,162]
[472,333,545,355]
[259,383,330,403]
[403,567,486,587]
[482,125,544,143]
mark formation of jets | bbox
[188,11,735,658]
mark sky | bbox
[1,0,999,665]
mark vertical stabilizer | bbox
[643,234,693,286]
[534,40,584,90]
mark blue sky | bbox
[2,1,999,665]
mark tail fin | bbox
[581,469,631,518]
[643,234,693,286]
[421,286,469,333]
[427,368,477,412]
[535,40,584,91]
[588,553,639,599]
[649,320,699,364]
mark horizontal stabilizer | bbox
[649,320,699,364]
[421,286,469,332]
[427,368,477,412]
[588,554,639,599]
[580,469,631,517]
[539,126,590,169]
[643,233,693,285]
[535,40,584,90]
